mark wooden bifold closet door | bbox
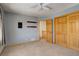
[46,19,53,44]
[54,16,67,47]
[54,11,79,51]
[67,12,79,50]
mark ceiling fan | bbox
[31,3,52,11]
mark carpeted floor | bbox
[1,40,79,56]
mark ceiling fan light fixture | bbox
[31,3,52,11]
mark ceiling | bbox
[0,3,78,17]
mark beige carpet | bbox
[1,40,79,56]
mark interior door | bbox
[68,13,79,50]
[55,16,67,47]
[41,19,53,44]
[40,20,47,40]
[61,16,67,47]
[55,11,79,51]
[46,19,53,44]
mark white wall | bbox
[4,13,39,46]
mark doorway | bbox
[39,19,53,44]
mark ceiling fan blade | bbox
[31,4,38,8]
[45,6,52,10]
